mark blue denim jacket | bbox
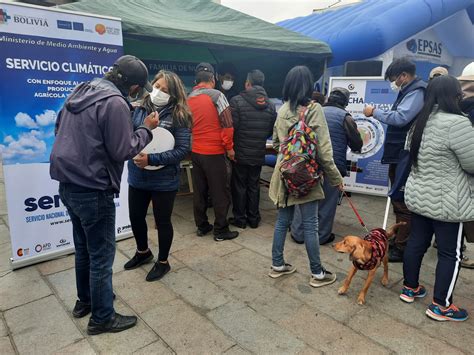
[127,106,191,191]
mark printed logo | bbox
[0,9,11,24]
[94,23,120,36]
[73,22,84,31]
[117,224,132,234]
[56,238,71,248]
[35,243,52,253]
[95,23,106,35]
[406,39,417,54]
[12,14,49,27]
[57,20,72,30]
[406,38,442,58]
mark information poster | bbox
[0,2,129,268]
[328,77,398,196]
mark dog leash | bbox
[343,191,370,234]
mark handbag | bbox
[388,149,411,202]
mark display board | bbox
[0,2,129,268]
[328,77,398,196]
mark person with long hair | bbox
[123,70,192,281]
[268,66,343,287]
[401,75,474,322]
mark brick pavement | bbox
[0,167,473,354]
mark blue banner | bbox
[0,3,128,267]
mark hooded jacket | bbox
[229,86,277,165]
[50,78,152,192]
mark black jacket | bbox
[230,86,277,165]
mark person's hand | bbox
[133,153,149,169]
[363,105,375,117]
[144,111,159,130]
[226,149,235,161]
[337,183,344,192]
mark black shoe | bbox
[389,247,404,262]
[72,300,91,318]
[214,230,239,241]
[247,217,261,229]
[197,224,213,237]
[229,217,246,229]
[290,234,304,245]
[87,313,138,335]
[146,262,171,282]
[124,250,154,270]
[320,233,336,245]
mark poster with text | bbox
[328,77,398,196]
[0,2,129,267]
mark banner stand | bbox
[328,77,398,196]
[0,2,132,269]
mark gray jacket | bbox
[50,78,152,192]
[405,109,474,222]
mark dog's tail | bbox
[386,222,407,239]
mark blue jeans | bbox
[291,178,339,244]
[272,200,322,274]
[59,183,116,323]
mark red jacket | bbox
[188,84,234,154]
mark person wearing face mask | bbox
[123,70,192,281]
[363,57,427,262]
[188,62,239,242]
[217,62,239,101]
[50,55,159,335]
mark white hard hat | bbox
[461,62,474,77]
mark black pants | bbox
[128,186,177,262]
[388,163,412,250]
[231,163,262,225]
[191,152,231,234]
[403,213,463,307]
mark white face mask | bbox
[221,80,234,91]
[390,80,400,92]
[150,87,170,107]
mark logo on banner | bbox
[56,238,71,248]
[12,14,49,27]
[35,243,52,253]
[117,224,132,234]
[0,9,11,24]
[95,23,120,36]
[57,20,85,32]
[17,248,30,257]
[406,38,442,58]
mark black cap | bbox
[113,55,153,92]
[195,62,215,75]
[330,87,350,104]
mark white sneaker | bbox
[268,263,296,278]
[309,268,337,288]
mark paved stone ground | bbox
[0,166,473,354]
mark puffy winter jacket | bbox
[127,105,191,192]
[229,86,276,165]
[405,108,474,222]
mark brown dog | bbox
[333,222,405,305]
